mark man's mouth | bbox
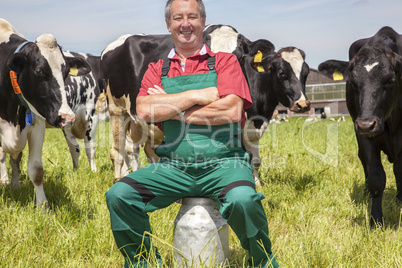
[181,31,192,35]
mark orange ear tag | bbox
[10,71,22,94]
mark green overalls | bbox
[106,57,279,268]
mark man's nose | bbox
[182,17,190,27]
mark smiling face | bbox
[166,0,206,57]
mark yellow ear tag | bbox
[69,65,79,76]
[254,50,265,72]
[333,70,344,81]
[254,50,263,63]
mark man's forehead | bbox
[171,0,200,13]
[172,11,200,16]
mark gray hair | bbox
[165,0,206,23]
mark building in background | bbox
[276,69,347,118]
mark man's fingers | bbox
[147,85,166,95]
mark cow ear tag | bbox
[333,70,344,81]
[69,65,79,76]
[254,50,265,73]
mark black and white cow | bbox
[0,19,90,206]
[318,26,402,226]
[100,24,310,185]
[204,25,310,185]
[62,52,102,171]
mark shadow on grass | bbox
[1,169,96,220]
[350,179,401,229]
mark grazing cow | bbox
[318,26,402,226]
[0,19,91,206]
[101,24,310,185]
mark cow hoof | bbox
[1,180,10,186]
[369,217,384,229]
[254,178,262,189]
[37,201,51,212]
[396,193,402,203]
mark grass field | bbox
[0,116,401,267]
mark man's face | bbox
[166,0,206,52]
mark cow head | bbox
[349,46,402,135]
[7,34,91,127]
[204,25,310,126]
[261,47,310,113]
[242,46,310,117]
[319,45,402,136]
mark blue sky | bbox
[2,0,401,68]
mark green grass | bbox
[1,116,401,267]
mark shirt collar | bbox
[167,44,214,59]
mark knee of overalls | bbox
[221,186,268,239]
[105,180,143,213]
[224,185,265,210]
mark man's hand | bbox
[193,87,219,105]
[147,85,166,95]
[138,85,220,123]
[147,85,219,106]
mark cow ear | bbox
[7,53,27,74]
[248,39,275,56]
[318,60,349,81]
[65,56,91,76]
[388,51,402,78]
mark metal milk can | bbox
[173,197,229,267]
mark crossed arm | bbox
[136,85,244,125]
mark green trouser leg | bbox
[106,181,163,268]
[106,159,279,267]
[221,186,279,268]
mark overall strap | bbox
[207,56,215,71]
[161,55,216,78]
[161,59,171,77]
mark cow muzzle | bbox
[290,99,310,113]
[355,118,381,136]
[60,113,76,127]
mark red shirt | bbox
[138,45,252,126]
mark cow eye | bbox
[278,70,288,79]
[384,77,396,88]
[35,68,46,78]
[348,80,359,92]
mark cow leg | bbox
[9,151,22,187]
[27,118,48,207]
[0,121,27,188]
[242,121,268,188]
[0,146,9,185]
[244,139,262,188]
[357,136,385,227]
[393,156,402,202]
[62,127,80,170]
[110,113,130,180]
[144,124,163,164]
[83,112,99,172]
[125,127,140,173]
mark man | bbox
[105,0,279,267]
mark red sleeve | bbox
[215,52,253,109]
[137,59,164,98]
